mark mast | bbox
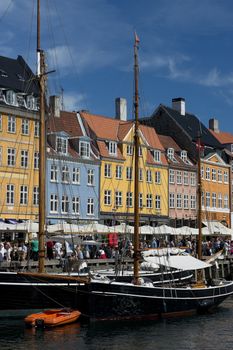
[133,33,140,285]
[37,0,46,273]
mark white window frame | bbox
[6,184,14,205]
[7,148,16,166]
[7,115,16,133]
[72,167,80,184]
[104,190,111,206]
[87,198,94,215]
[20,185,28,205]
[87,169,94,186]
[126,192,133,208]
[80,141,90,159]
[21,119,29,135]
[56,137,68,154]
[51,165,58,182]
[72,196,80,214]
[50,194,58,213]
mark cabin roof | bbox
[209,129,233,144]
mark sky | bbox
[1,0,233,132]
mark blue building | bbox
[46,97,100,224]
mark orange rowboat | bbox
[24,309,81,328]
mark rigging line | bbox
[51,0,90,112]
[0,0,13,24]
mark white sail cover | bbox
[144,255,211,271]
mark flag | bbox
[134,32,140,45]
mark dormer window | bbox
[27,95,37,110]
[6,90,17,106]
[181,150,187,161]
[108,141,117,156]
[167,148,174,159]
[152,150,161,162]
[56,137,68,154]
[127,144,133,155]
[80,141,90,159]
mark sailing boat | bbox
[76,34,233,321]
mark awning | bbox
[144,255,211,271]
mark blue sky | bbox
[1,0,233,132]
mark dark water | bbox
[1,298,233,350]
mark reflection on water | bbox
[0,298,233,350]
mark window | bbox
[177,194,182,209]
[212,193,217,208]
[183,194,189,209]
[139,193,143,208]
[61,195,69,213]
[169,193,175,208]
[34,121,39,137]
[62,165,69,183]
[212,169,216,181]
[27,95,37,110]
[6,184,14,205]
[190,172,196,186]
[72,197,80,214]
[8,115,16,133]
[87,169,94,185]
[0,114,2,130]
[180,150,187,162]
[167,148,174,160]
[139,168,143,181]
[127,144,133,155]
[169,169,175,184]
[33,187,39,206]
[87,198,94,215]
[126,167,133,180]
[116,165,122,179]
[206,167,210,180]
[115,191,122,207]
[146,170,152,183]
[146,194,153,208]
[155,195,161,210]
[138,146,142,157]
[56,137,67,154]
[34,152,39,169]
[190,195,196,209]
[224,171,229,183]
[21,150,28,168]
[176,170,182,185]
[153,150,161,162]
[104,163,112,178]
[51,165,58,182]
[50,194,58,212]
[218,193,222,208]
[201,191,204,206]
[218,170,222,182]
[72,168,80,184]
[108,141,117,156]
[201,166,204,179]
[183,171,189,185]
[224,195,229,209]
[126,192,133,208]
[104,190,111,205]
[80,141,90,158]
[206,192,210,207]
[7,148,16,166]
[6,90,17,105]
[155,171,161,184]
[21,119,29,135]
[20,185,28,205]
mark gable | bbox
[204,153,227,166]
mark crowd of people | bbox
[0,236,232,264]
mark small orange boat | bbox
[24,308,81,328]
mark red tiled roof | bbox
[209,129,233,144]
[48,111,83,137]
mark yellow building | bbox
[80,111,169,225]
[0,55,40,222]
[201,152,231,227]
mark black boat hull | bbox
[0,272,232,322]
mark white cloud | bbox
[63,92,87,112]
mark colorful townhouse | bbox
[79,98,169,226]
[46,96,100,224]
[158,135,197,228]
[141,97,231,228]
[0,55,40,223]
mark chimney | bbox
[209,118,219,133]
[172,97,185,116]
[49,95,61,118]
[115,97,127,121]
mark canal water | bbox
[0,298,233,350]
